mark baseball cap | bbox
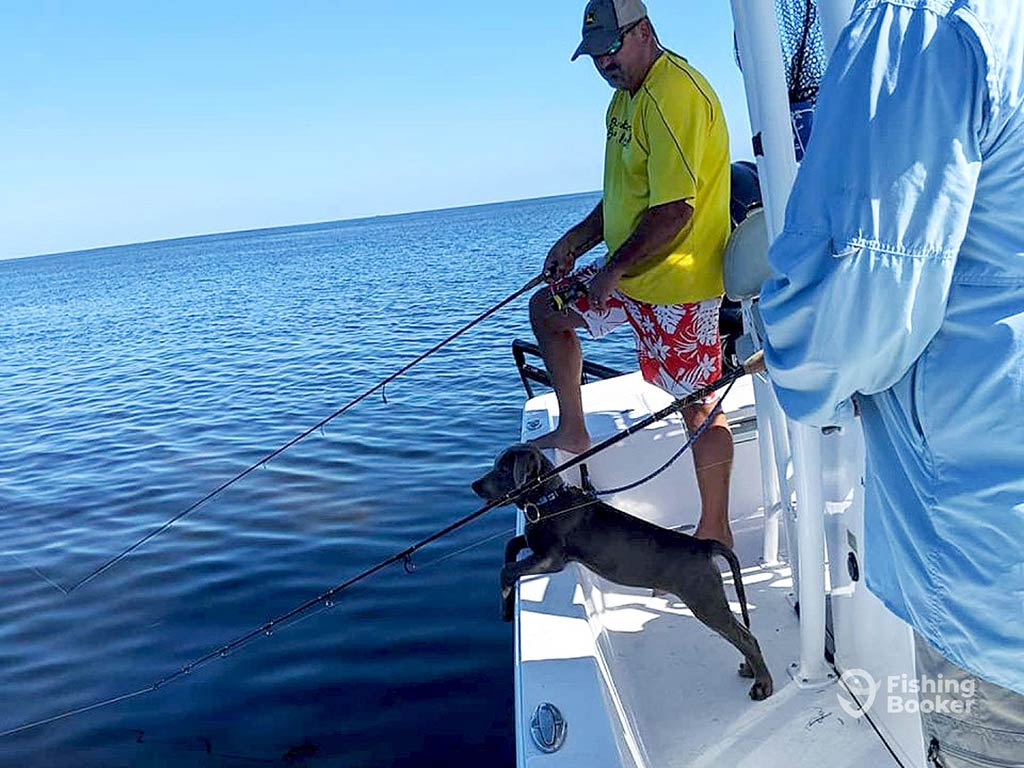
[571,0,648,61]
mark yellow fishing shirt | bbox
[603,51,730,305]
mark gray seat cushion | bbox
[723,208,774,302]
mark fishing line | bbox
[0,354,762,739]
[415,526,518,570]
[595,380,736,496]
[2,550,70,595]
[53,273,545,594]
[128,730,279,766]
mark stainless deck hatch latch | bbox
[530,702,568,753]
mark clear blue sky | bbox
[1,1,751,261]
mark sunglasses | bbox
[601,20,642,57]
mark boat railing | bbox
[511,338,624,400]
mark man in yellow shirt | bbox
[530,0,734,546]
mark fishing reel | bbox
[548,279,589,312]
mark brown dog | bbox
[472,443,773,700]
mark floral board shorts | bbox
[553,263,723,403]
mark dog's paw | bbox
[748,677,774,701]
[500,566,516,590]
[738,661,754,678]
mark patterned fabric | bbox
[553,264,722,402]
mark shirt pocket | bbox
[909,343,930,451]
[874,350,934,476]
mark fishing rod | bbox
[49,273,545,595]
[594,378,738,496]
[0,350,764,739]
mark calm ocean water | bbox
[0,193,638,767]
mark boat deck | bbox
[515,373,900,767]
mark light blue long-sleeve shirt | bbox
[760,0,1024,694]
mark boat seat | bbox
[723,206,773,302]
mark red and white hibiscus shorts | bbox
[553,263,723,403]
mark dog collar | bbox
[522,489,569,524]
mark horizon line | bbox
[1,189,602,265]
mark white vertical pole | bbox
[817,0,855,59]
[754,374,783,566]
[731,0,797,572]
[730,1,796,237]
[729,0,833,687]
[789,422,832,685]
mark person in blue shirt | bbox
[759,0,1024,764]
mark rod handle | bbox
[742,349,766,375]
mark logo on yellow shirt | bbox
[608,116,632,147]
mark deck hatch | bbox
[530,702,568,753]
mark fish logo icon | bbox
[837,669,879,719]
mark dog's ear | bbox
[511,444,544,489]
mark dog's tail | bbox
[711,542,751,629]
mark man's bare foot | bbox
[694,522,734,550]
[530,427,592,455]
